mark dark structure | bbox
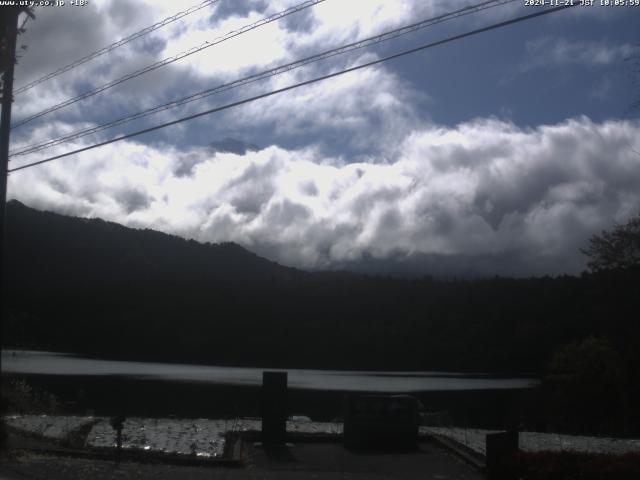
[486,430,519,479]
[343,394,419,450]
[261,371,287,445]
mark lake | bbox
[1,349,536,392]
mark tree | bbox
[545,336,629,434]
[582,214,640,272]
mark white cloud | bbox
[523,36,637,70]
[8,116,640,277]
[221,52,428,154]
[10,0,488,131]
[7,1,638,278]
[162,10,291,80]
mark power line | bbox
[10,0,516,158]
[10,0,515,157]
[14,0,220,95]
[10,0,326,130]
[8,4,576,174]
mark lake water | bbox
[1,350,536,392]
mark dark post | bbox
[0,6,21,413]
[261,371,287,445]
[109,414,125,463]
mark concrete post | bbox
[486,430,519,479]
[261,371,287,445]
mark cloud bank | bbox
[9,116,640,277]
[9,1,639,278]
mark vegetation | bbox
[3,201,638,372]
[544,337,630,434]
[582,213,640,272]
[1,378,61,415]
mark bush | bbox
[2,378,61,415]
[544,336,630,434]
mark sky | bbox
[5,0,640,277]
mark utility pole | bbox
[0,7,22,414]
[1,7,20,227]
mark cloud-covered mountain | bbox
[7,1,638,280]
[9,117,640,278]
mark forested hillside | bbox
[3,200,639,376]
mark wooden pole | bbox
[0,7,21,400]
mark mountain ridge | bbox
[5,199,301,284]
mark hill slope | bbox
[5,199,297,285]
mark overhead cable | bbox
[10,0,516,158]
[8,4,576,173]
[10,0,326,129]
[14,0,220,95]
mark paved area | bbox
[4,415,342,458]
[244,441,482,479]
[6,415,640,478]
[1,440,482,480]
[425,427,640,456]
[8,415,640,459]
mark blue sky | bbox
[6,0,640,277]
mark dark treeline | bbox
[3,200,639,377]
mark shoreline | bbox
[1,348,540,378]
[3,373,536,428]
